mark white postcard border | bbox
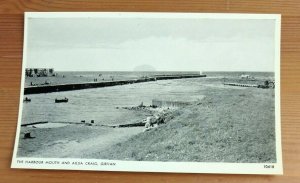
[11,12,283,175]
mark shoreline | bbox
[24,74,206,95]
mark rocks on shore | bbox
[114,102,172,131]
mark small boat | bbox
[23,97,31,102]
[55,97,68,103]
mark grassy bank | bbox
[92,86,276,163]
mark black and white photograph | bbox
[12,12,282,174]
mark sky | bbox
[26,16,276,72]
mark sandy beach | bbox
[18,125,143,158]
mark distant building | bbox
[240,74,251,79]
[25,68,54,77]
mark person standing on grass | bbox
[144,116,160,132]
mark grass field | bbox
[92,86,276,163]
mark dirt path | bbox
[30,126,143,158]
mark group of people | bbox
[143,114,165,132]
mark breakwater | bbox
[154,74,206,80]
[224,83,258,88]
[21,121,48,127]
[24,74,206,95]
[152,99,191,108]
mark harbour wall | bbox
[152,99,191,108]
[24,74,206,95]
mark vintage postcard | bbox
[11,12,282,174]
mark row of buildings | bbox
[25,68,55,77]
